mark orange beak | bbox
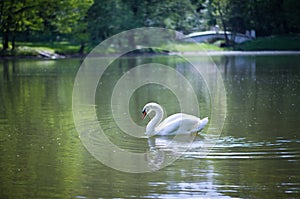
[142,110,147,119]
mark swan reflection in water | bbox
[144,135,210,171]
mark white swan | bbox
[142,102,208,136]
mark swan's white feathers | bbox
[156,114,201,136]
[143,102,209,136]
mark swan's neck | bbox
[146,107,163,136]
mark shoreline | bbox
[1,35,299,60]
[170,50,300,56]
[1,50,300,60]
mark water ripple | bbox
[183,136,300,161]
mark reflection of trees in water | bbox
[0,59,82,199]
[222,55,257,81]
[2,60,17,81]
[3,61,9,80]
[218,55,300,136]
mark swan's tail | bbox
[197,117,209,132]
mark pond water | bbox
[0,54,300,198]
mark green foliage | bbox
[206,0,300,37]
[1,0,300,55]
[87,0,206,44]
[0,0,93,51]
[283,0,300,33]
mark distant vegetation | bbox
[1,0,300,56]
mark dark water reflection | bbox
[0,55,300,198]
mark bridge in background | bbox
[182,30,254,44]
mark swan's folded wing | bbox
[160,113,183,125]
[156,119,181,135]
[157,114,200,135]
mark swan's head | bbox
[141,102,161,119]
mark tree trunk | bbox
[218,6,229,45]
[12,34,16,51]
[221,19,229,45]
[128,30,136,49]
[78,42,85,55]
[216,2,229,45]
[2,30,9,50]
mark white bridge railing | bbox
[182,30,255,44]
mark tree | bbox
[0,0,44,50]
[209,0,231,44]
[62,0,93,54]
[283,0,300,33]
[85,0,131,44]
[0,0,93,51]
[204,0,300,39]
[87,0,206,46]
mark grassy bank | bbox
[161,42,224,52]
[0,41,81,57]
[1,35,299,58]
[0,41,223,58]
[20,41,81,55]
[235,35,300,51]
